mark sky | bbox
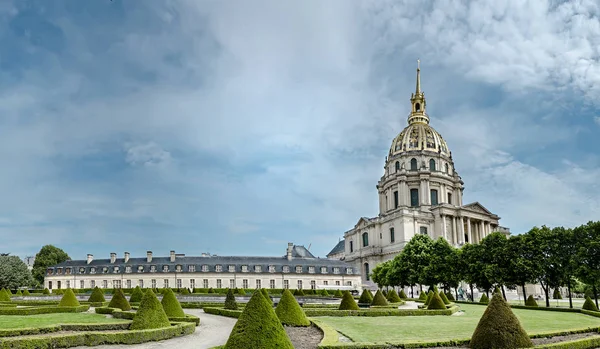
[1,0,599,260]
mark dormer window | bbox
[228,265,235,272]
[282,266,290,273]
[47,268,53,275]
[346,268,353,274]
[215,265,223,272]
[255,265,262,273]
[333,267,340,274]
[295,266,302,273]
[125,266,131,273]
[113,266,119,273]
[241,265,248,272]
[308,266,315,274]
[176,265,182,272]
[188,265,196,272]
[162,265,169,272]
[202,265,209,272]
[79,267,85,274]
[150,265,156,272]
[321,266,327,273]
[90,267,96,274]
[138,265,144,272]
[269,265,276,273]
[56,268,63,275]
[102,267,108,274]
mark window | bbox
[138,266,144,272]
[190,279,195,289]
[346,281,352,286]
[415,102,421,111]
[241,265,248,272]
[203,279,208,288]
[57,281,61,289]
[242,279,248,288]
[390,227,395,243]
[269,265,275,273]
[431,189,438,206]
[90,280,95,288]
[298,280,303,290]
[90,267,96,274]
[283,280,289,289]
[410,188,419,207]
[57,268,62,275]
[323,281,328,285]
[321,266,327,274]
[395,161,400,172]
[256,279,261,289]
[393,191,399,208]
[162,265,169,272]
[79,267,85,274]
[164,279,169,288]
[270,280,275,289]
[295,266,302,273]
[255,265,262,272]
[311,280,316,289]
[138,280,143,288]
[176,265,182,272]
[362,232,369,247]
[410,158,417,170]
[308,266,315,274]
[188,265,196,272]
[429,159,436,171]
[49,281,53,289]
[126,280,131,288]
[346,268,353,274]
[102,280,108,288]
[102,267,108,274]
[47,269,53,275]
[333,267,340,274]
[349,240,353,252]
[150,265,156,272]
[177,279,182,289]
[202,265,209,272]
[66,268,72,275]
[151,279,156,288]
[216,279,222,288]
[230,279,235,288]
[420,226,428,235]
[228,265,235,272]
[283,266,290,273]
[447,193,453,205]
[114,266,119,273]
[445,163,449,173]
[215,265,222,272]
[364,263,370,281]
[335,280,340,286]
[125,266,131,273]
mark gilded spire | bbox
[408,59,429,125]
[415,58,421,94]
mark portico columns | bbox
[442,214,447,241]
[480,220,486,239]
[459,216,465,244]
[452,217,458,245]
[467,217,472,243]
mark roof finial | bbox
[415,58,421,94]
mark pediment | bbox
[354,217,371,229]
[462,202,493,215]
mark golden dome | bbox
[389,123,450,157]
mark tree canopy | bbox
[0,255,33,289]
[32,245,70,285]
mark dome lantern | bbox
[408,59,429,125]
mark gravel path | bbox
[398,301,419,310]
[72,309,236,349]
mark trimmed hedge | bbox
[22,289,31,296]
[371,290,388,306]
[168,314,200,326]
[0,289,11,302]
[0,305,89,315]
[583,296,598,311]
[387,289,402,303]
[553,288,563,300]
[427,292,447,310]
[0,323,131,338]
[439,291,451,305]
[108,289,131,311]
[204,307,242,318]
[88,287,106,303]
[261,288,273,305]
[43,288,50,295]
[59,289,80,307]
[0,322,195,348]
[470,292,533,349]
[275,289,310,327]
[293,289,305,296]
[446,291,455,301]
[525,295,539,307]
[130,289,171,330]
[333,289,343,298]
[479,293,489,304]
[358,289,373,304]
[398,289,407,299]
[224,291,293,349]
[339,291,359,310]
[161,289,185,318]
[418,292,427,301]
[129,286,144,303]
[224,288,238,310]
[304,306,460,317]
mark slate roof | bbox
[326,240,345,257]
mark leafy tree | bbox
[401,235,434,289]
[458,243,491,301]
[0,256,33,289]
[423,237,455,289]
[504,234,538,304]
[479,233,511,298]
[32,245,70,285]
[574,221,600,309]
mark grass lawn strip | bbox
[316,304,600,344]
[0,313,128,330]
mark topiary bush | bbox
[320,289,330,296]
[418,292,427,301]
[161,288,185,317]
[470,292,533,348]
[59,289,80,307]
[225,291,293,349]
[275,289,310,327]
[387,289,402,303]
[181,287,190,295]
[371,290,389,306]
[130,290,171,330]
[236,288,246,296]
[293,289,305,296]
[260,288,272,305]
[108,289,131,311]
[525,295,538,307]
[15,289,22,296]
[339,291,359,310]
[424,291,434,306]
[358,289,373,304]
[333,289,343,298]
[427,292,447,310]
[88,287,106,303]
[583,296,598,311]
[479,293,489,304]
[208,287,215,294]
[553,288,562,300]
[23,289,30,296]
[0,289,10,302]
[382,289,387,297]
[398,289,408,299]
[439,291,451,305]
[43,288,50,295]
[224,288,238,310]
[446,292,455,301]
[129,286,144,303]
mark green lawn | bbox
[0,313,129,329]
[316,304,600,344]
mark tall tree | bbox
[401,234,434,289]
[525,226,565,307]
[0,256,33,289]
[504,234,538,304]
[574,221,600,309]
[32,245,70,285]
[479,233,511,298]
[425,237,455,290]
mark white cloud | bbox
[125,142,171,167]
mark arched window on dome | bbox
[415,103,421,112]
[429,159,436,171]
[410,158,417,171]
[445,163,449,174]
[362,232,369,247]
[395,161,400,172]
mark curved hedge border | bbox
[302,304,339,309]
[95,307,200,326]
[203,307,242,318]
[0,322,195,348]
[304,306,459,317]
[0,323,131,338]
[168,315,200,326]
[0,305,89,315]
[311,319,339,347]
[535,335,600,349]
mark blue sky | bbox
[1,0,599,260]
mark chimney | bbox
[147,251,152,263]
[86,254,93,264]
[124,252,130,263]
[110,252,116,264]
[170,250,176,263]
[286,243,293,261]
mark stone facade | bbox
[44,243,361,291]
[330,63,510,287]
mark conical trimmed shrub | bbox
[181,287,190,295]
[275,289,310,326]
[418,291,427,301]
[371,290,389,306]
[224,288,238,310]
[88,287,106,302]
[108,288,131,311]
[129,286,144,303]
[43,288,50,295]
[320,289,330,296]
[479,294,489,304]
[585,289,594,299]
[0,289,10,301]
[446,292,455,301]
[23,289,30,296]
[293,289,305,296]
[208,287,215,294]
[161,288,185,317]
[130,290,171,330]
[236,288,246,296]
[470,292,533,348]
[398,289,408,299]
[261,288,273,305]
[553,289,562,300]
[387,289,402,303]
[424,291,434,306]
[382,289,388,297]
[59,288,80,307]
[333,289,343,298]
[15,289,22,296]
[525,295,538,307]
[358,289,373,304]
[339,290,359,310]
[583,296,598,311]
[440,291,451,305]
[427,292,446,310]
[225,291,293,349]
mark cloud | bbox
[595,116,600,126]
[125,142,171,167]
